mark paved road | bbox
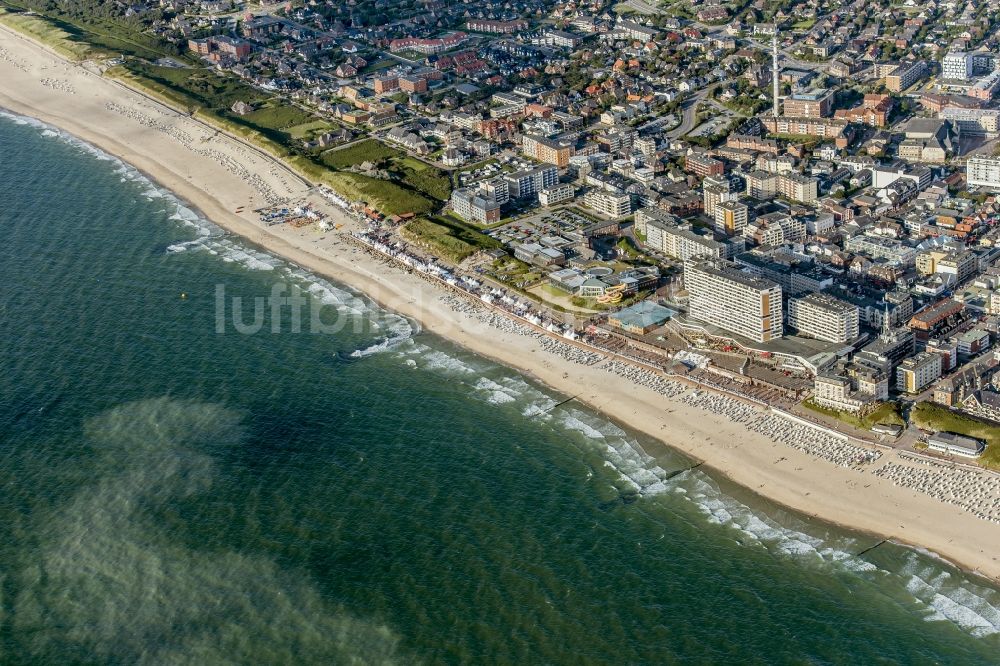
[666,89,710,138]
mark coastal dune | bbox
[2,25,1000,584]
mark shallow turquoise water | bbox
[1,111,999,664]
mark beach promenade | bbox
[3,24,1000,581]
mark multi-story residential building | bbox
[927,337,959,372]
[645,218,735,261]
[389,32,467,54]
[726,135,780,154]
[844,235,917,265]
[896,352,943,393]
[761,116,854,149]
[942,51,973,81]
[451,188,501,224]
[909,298,965,337]
[813,366,888,412]
[702,176,736,217]
[787,293,860,343]
[936,251,978,284]
[782,89,834,118]
[522,134,573,168]
[373,76,400,94]
[544,29,584,49]
[735,251,832,295]
[398,75,428,93]
[969,69,1000,101]
[634,207,676,237]
[614,19,660,41]
[939,107,1000,136]
[833,94,894,127]
[685,259,783,343]
[506,166,558,199]
[539,183,574,207]
[714,200,749,236]
[583,190,633,218]
[988,290,1000,316]
[685,153,725,178]
[745,171,778,199]
[956,328,991,358]
[967,155,1000,190]
[481,178,509,205]
[813,374,864,412]
[885,61,927,92]
[465,18,528,34]
[777,173,819,203]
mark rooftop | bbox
[610,301,675,330]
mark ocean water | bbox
[1,111,1000,664]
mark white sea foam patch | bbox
[397,343,482,377]
[350,332,414,359]
[679,474,875,566]
[903,557,1000,637]
[212,239,281,272]
[473,377,518,405]
[546,408,670,496]
[12,398,405,663]
[349,311,418,358]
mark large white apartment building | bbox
[685,259,783,343]
[506,165,558,199]
[787,293,860,343]
[645,218,733,261]
[942,51,973,81]
[967,155,1000,190]
[583,190,633,218]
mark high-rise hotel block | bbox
[685,259,783,343]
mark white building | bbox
[539,183,574,207]
[685,259,783,342]
[967,155,1000,190]
[927,432,984,458]
[942,51,973,81]
[583,190,633,218]
[787,293,860,343]
[506,166,558,199]
[646,219,732,261]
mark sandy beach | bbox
[3,25,1000,582]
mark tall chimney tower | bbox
[772,32,780,116]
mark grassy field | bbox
[393,158,451,201]
[0,9,94,60]
[287,120,336,140]
[119,62,266,111]
[321,139,401,169]
[322,142,452,201]
[911,402,1000,469]
[239,104,317,133]
[0,3,176,60]
[402,216,501,263]
[322,172,435,216]
[803,399,905,432]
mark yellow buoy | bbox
[180,293,187,299]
